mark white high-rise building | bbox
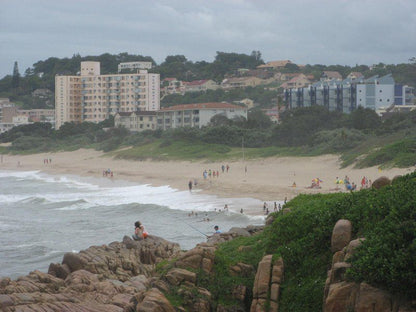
[55,61,160,129]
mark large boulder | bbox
[175,244,216,274]
[252,255,273,299]
[331,219,352,252]
[344,238,365,261]
[324,282,359,312]
[372,176,391,189]
[49,235,180,281]
[165,268,196,286]
[354,283,392,312]
[135,288,175,312]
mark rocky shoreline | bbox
[0,226,263,311]
[1,214,415,311]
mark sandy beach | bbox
[1,149,414,215]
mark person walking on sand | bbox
[188,180,193,191]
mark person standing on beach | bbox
[188,180,193,191]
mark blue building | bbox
[284,74,414,113]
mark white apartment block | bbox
[157,102,247,130]
[55,61,160,129]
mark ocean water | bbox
[0,170,269,279]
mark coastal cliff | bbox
[1,174,415,311]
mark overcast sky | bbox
[1,0,415,78]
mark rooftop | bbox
[116,111,157,117]
[183,80,210,86]
[257,60,292,69]
[160,102,245,111]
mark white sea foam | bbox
[0,169,268,279]
[1,170,265,219]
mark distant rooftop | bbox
[257,60,292,69]
[160,102,244,111]
[182,80,210,86]
[116,111,157,117]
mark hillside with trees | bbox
[1,106,415,169]
[0,52,415,109]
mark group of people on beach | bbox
[291,175,374,192]
[335,175,372,191]
[103,168,113,178]
[360,176,372,189]
[43,158,52,164]
[262,201,283,215]
[202,164,230,180]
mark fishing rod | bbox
[183,221,209,238]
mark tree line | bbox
[1,52,415,110]
[1,106,415,168]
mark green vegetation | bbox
[357,137,416,168]
[170,172,415,311]
[162,86,279,108]
[1,106,415,169]
[1,52,415,110]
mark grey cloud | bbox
[1,0,415,77]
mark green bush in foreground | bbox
[346,173,416,299]
[204,172,415,311]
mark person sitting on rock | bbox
[132,221,148,240]
[214,225,222,234]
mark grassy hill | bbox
[159,172,415,311]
